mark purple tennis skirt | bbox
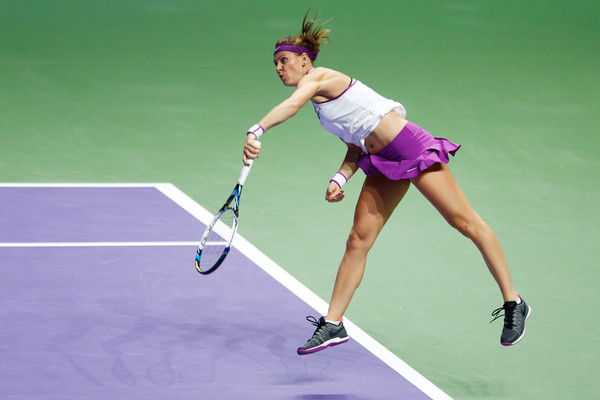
[357,121,461,180]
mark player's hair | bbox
[276,9,331,55]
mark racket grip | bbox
[239,163,252,184]
[239,141,260,184]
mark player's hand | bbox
[325,181,345,203]
[243,134,262,165]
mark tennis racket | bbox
[195,155,257,275]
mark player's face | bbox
[274,52,304,87]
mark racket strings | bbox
[198,208,236,270]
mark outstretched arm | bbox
[243,78,320,164]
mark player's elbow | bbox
[286,103,300,118]
[283,99,302,117]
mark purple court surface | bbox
[0,184,452,399]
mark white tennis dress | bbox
[311,79,407,153]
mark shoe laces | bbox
[305,316,328,341]
[490,303,517,328]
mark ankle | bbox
[503,291,520,303]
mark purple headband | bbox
[274,44,319,61]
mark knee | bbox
[345,228,377,254]
[447,212,486,239]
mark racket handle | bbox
[239,141,260,184]
[239,162,253,185]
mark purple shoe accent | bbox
[297,337,350,355]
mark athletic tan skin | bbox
[243,50,518,323]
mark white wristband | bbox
[330,172,348,188]
[247,124,265,139]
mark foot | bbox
[297,316,350,355]
[491,297,532,346]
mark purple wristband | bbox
[247,124,264,139]
[330,172,348,188]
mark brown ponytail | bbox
[276,9,331,56]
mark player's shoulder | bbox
[305,67,350,85]
[308,66,343,77]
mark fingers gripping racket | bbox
[195,155,257,275]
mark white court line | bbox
[0,183,453,400]
[0,183,162,187]
[0,242,197,248]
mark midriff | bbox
[364,111,409,154]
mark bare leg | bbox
[409,163,518,302]
[326,174,410,321]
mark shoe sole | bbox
[297,336,350,355]
[501,305,532,346]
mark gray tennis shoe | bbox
[491,297,531,346]
[297,316,350,355]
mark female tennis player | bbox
[243,11,531,354]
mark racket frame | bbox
[195,160,254,275]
